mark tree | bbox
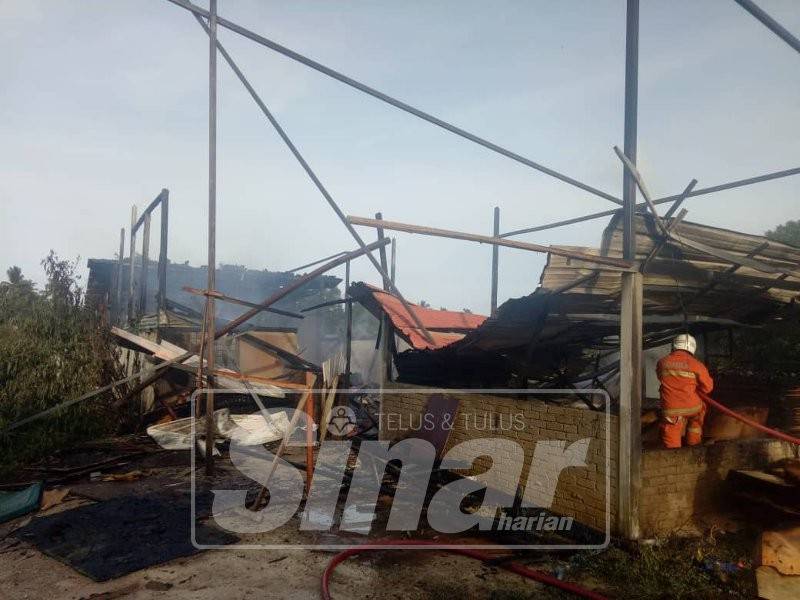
[41,250,82,309]
[0,252,123,477]
[766,219,800,247]
[3,266,34,296]
[6,266,23,284]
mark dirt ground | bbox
[0,443,579,600]
[0,438,767,600]
[0,527,569,600]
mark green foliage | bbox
[714,218,800,383]
[573,531,757,599]
[0,254,123,477]
[766,219,800,247]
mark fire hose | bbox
[700,392,800,446]
[321,539,608,600]
[322,397,798,599]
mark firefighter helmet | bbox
[672,333,697,355]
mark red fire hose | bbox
[322,398,798,599]
[700,392,800,446]
[321,539,608,600]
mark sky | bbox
[1,0,798,314]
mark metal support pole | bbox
[115,227,125,325]
[734,0,800,55]
[390,238,396,284]
[622,0,639,262]
[127,206,137,324]
[170,0,622,206]
[139,212,151,318]
[344,259,352,387]
[190,13,437,347]
[157,190,169,325]
[375,214,393,384]
[204,0,218,475]
[490,206,500,316]
[375,212,390,290]
[500,166,800,238]
[619,0,642,541]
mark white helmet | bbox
[673,333,697,355]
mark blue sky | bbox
[1,0,798,314]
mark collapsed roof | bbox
[394,213,800,387]
[348,282,487,350]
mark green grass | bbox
[572,530,758,599]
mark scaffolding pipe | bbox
[168,0,621,205]
[204,0,218,474]
[500,166,800,237]
[192,13,435,345]
[734,0,800,55]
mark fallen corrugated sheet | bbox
[348,282,487,350]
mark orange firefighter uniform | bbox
[656,349,714,448]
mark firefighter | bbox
[656,333,714,449]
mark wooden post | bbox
[490,206,500,316]
[157,190,169,333]
[204,0,218,475]
[127,206,137,324]
[138,212,151,318]
[305,372,317,494]
[115,227,125,325]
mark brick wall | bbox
[380,384,617,533]
[380,384,797,539]
[640,439,794,536]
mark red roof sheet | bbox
[360,284,487,350]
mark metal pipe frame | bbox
[734,0,800,55]
[500,166,800,238]
[192,13,435,345]
[157,191,169,320]
[344,259,352,384]
[114,227,125,324]
[127,205,137,324]
[618,0,642,542]
[286,250,348,273]
[347,215,634,269]
[167,0,621,206]
[490,207,500,316]
[138,212,151,318]
[204,0,218,474]
[125,188,169,325]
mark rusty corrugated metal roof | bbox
[349,282,487,350]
